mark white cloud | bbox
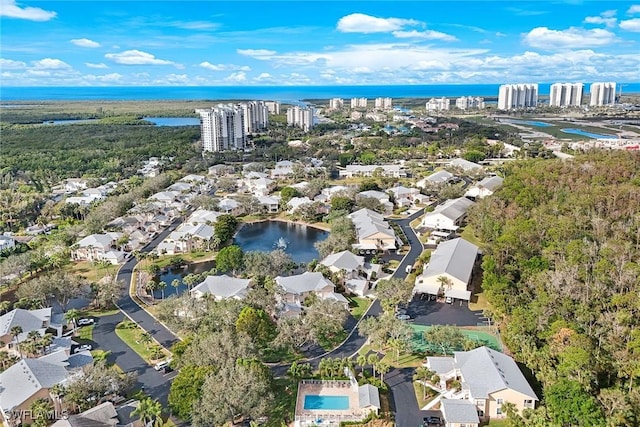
[85,62,108,69]
[105,50,174,65]
[199,61,250,71]
[628,5,640,14]
[392,30,457,41]
[523,27,616,49]
[620,18,640,31]
[337,13,420,34]
[255,72,273,81]
[584,16,617,27]
[236,49,277,58]
[0,58,27,69]
[168,21,218,30]
[224,71,247,82]
[0,0,56,21]
[601,9,617,18]
[71,38,101,48]
[32,58,71,69]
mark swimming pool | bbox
[561,128,617,139]
[304,395,350,410]
[508,120,553,127]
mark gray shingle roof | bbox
[275,272,334,295]
[441,399,480,424]
[477,175,504,191]
[454,346,538,400]
[428,197,475,222]
[0,308,51,337]
[320,250,365,272]
[191,274,251,299]
[426,170,454,183]
[348,208,395,239]
[0,359,69,410]
[449,158,484,171]
[422,238,478,284]
[426,356,456,375]
[358,384,381,409]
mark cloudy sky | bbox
[1,0,639,86]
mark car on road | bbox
[154,360,171,371]
[423,416,442,426]
[74,344,92,353]
[396,314,411,321]
[445,296,453,304]
[161,365,173,374]
[77,318,94,326]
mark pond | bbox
[507,119,553,127]
[153,259,215,299]
[560,128,617,139]
[143,117,200,126]
[233,220,329,264]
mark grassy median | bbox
[115,320,171,365]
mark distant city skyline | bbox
[1,1,640,87]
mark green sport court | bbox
[410,324,502,354]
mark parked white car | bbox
[74,344,93,353]
[77,318,94,326]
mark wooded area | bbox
[470,152,640,426]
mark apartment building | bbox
[350,97,368,109]
[264,101,281,114]
[329,98,344,110]
[549,83,584,107]
[286,105,315,131]
[590,82,616,106]
[497,84,538,110]
[374,97,393,110]
[426,97,450,111]
[455,96,485,110]
[242,100,269,133]
[197,105,247,152]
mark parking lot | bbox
[405,294,487,327]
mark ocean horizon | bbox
[2,83,640,103]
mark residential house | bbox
[339,164,407,179]
[51,402,120,427]
[464,176,504,200]
[156,223,213,255]
[71,233,123,263]
[188,209,222,226]
[63,178,88,193]
[0,308,62,355]
[190,275,251,300]
[413,238,478,302]
[258,196,280,213]
[347,208,398,254]
[426,346,538,422]
[149,191,182,209]
[271,160,295,179]
[417,170,454,188]
[0,235,15,252]
[240,175,276,197]
[440,399,480,427]
[449,158,484,173]
[287,197,313,214]
[275,272,349,314]
[167,181,194,193]
[321,185,353,199]
[217,198,244,216]
[208,164,235,176]
[386,185,421,204]
[320,250,366,279]
[420,197,475,231]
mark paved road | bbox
[91,313,177,405]
[407,294,485,327]
[386,367,443,427]
[388,208,425,281]
[117,218,184,350]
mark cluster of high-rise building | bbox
[589,82,616,106]
[426,97,451,112]
[498,82,617,110]
[197,101,269,152]
[329,98,344,110]
[374,97,393,110]
[286,105,315,131]
[350,97,368,109]
[456,96,485,110]
[498,84,539,110]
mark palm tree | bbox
[157,281,167,300]
[145,281,159,301]
[414,367,432,399]
[0,351,10,370]
[356,353,368,376]
[139,332,153,349]
[40,333,54,355]
[377,360,390,382]
[64,308,80,331]
[0,301,11,315]
[132,397,163,426]
[367,354,379,378]
[10,325,22,357]
[171,279,181,296]
[30,398,54,427]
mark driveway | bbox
[386,367,443,427]
[91,313,178,405]
[407,294,485,327]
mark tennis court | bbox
[409,324,502,354]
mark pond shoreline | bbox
[236,217,331,235]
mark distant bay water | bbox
[2,84,639,103]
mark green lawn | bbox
[382,351,425,368]
[115,321,171,365]
[460,225,482,247]
[265,378,297,427]
[410,324,502,353]
[77,325,94,341]
[348,296,372,320]
[414,382,439,409]
[79,308,120,317]
[487,419,510,426]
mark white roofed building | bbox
[275,272,348,314]
[190,275,251,300]
[348,208,398,254]
[421,198,475,231]
[413,238,478,301]
[417,170,454,188]
[465,176,504,200]
[71,233,122,263]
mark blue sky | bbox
[1,0,639,86]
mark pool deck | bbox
[295,380,366,424]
